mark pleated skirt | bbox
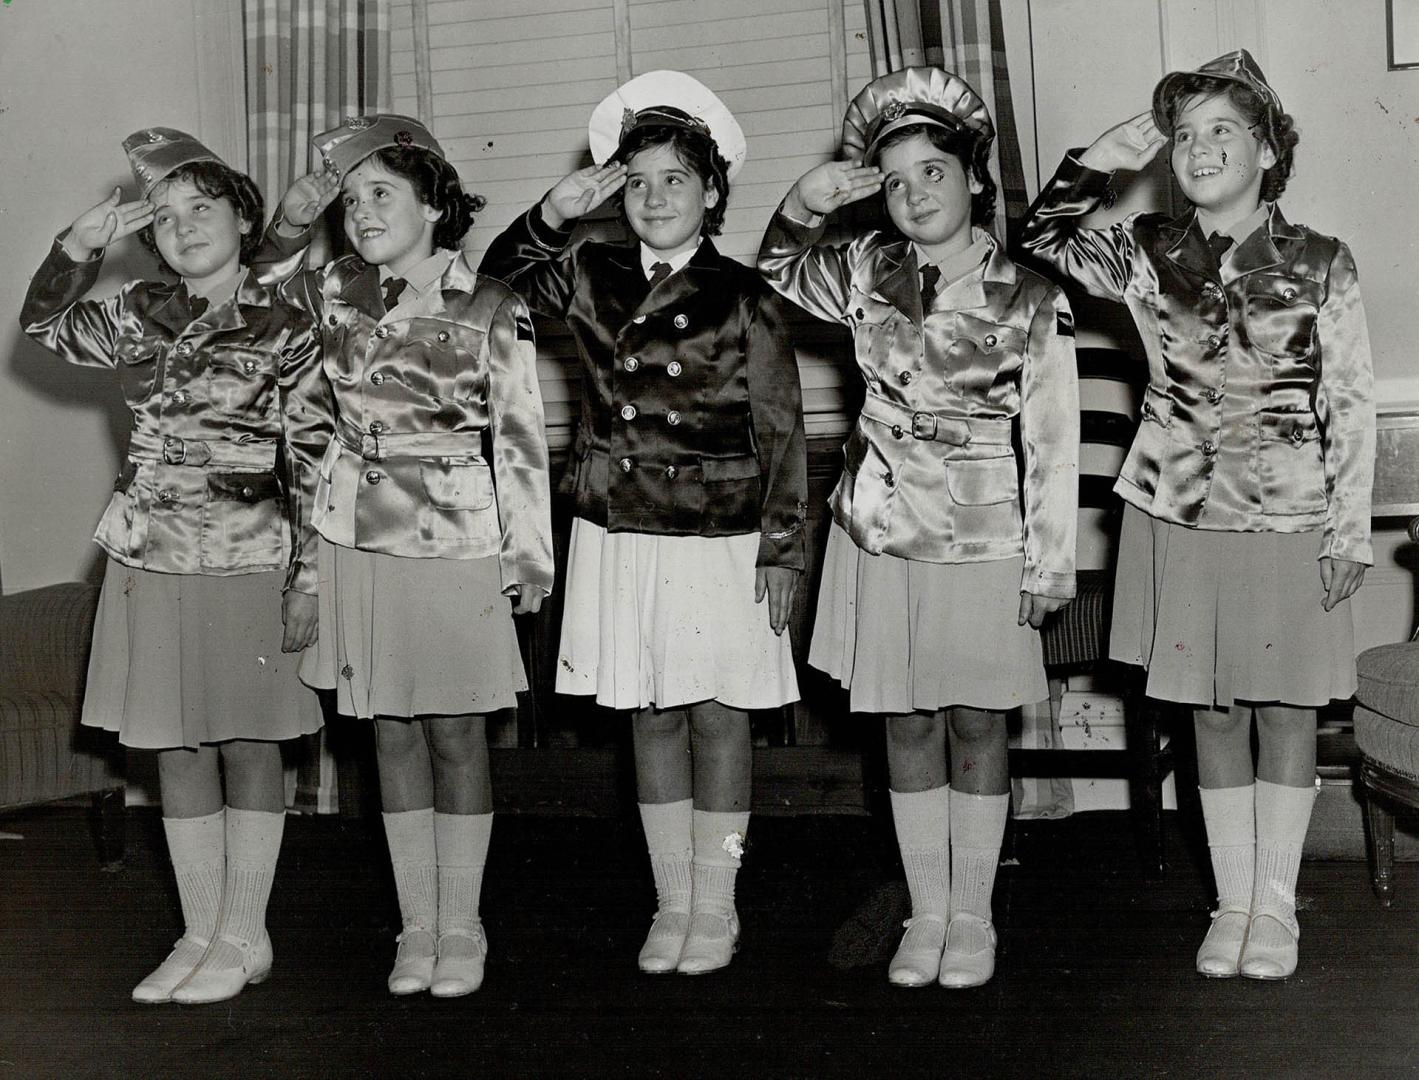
[1109,504,1356,708]
[299,538,527,720]
[82,559,323,750]
[556,519,799,711]
[809,522,1048,714]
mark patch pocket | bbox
[1139,385,1174,428]
[944,454,1019,506]
[1245,274,1320,358]
[113,337,160,409]
[202,470,284,567]
[406,318,483,402]
[419,457,494,511]
[955,314,1026,362]
[1258,411,1327,515]
[206,347,278,419]
[700,454,761,483]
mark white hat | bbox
[588,70,746,181]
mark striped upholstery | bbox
[0,582,123,810]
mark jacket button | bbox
[1290,428,1305,445]
[983,334,998,348]
[157,488,176,504]
[898,370,913,385]
[437,331,450,343]
[374,325,389,339]
[171,390,190,406]
[673,314,689,330]
[883,470,895,488]
[241,485,255,499]
[369,420,386,434]
[632,315,646,324]
[365,470,383,484]
[621,404,637,421]
[891,424,904,439]
[1206,387,1223,404]
[667,410,681,426]
[619,457,633,472]
[624,356,640,372]
[175,341,194,357]
[370,371,386,385]
[329,314,339,326]
[1282,287,1298,302]
[1207,334,1222,349]
[855,308,865,319]
[665,465,678,480]
[667,361,682,377]
[1201,440,1217,456]
[243,359,258,374]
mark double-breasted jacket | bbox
[480,206,808,571]
[21,237,327,593]
[265,236,556,598]
[757,204,1079,599]
[1021,155,1375,566]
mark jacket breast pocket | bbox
[1245,275,1320,358]
[113,337,160,410]
[1258,411,1327,516]
[419,458,495,511]
[849,295,902,375]
[201,471,285,570]
[944,454,1022,546]
[954,315,1026,369]
[406,318,484,403]
[206,347,278,420]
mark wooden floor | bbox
[2,805,1418,1080]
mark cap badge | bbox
[344,116,374,130]
[882,100,906,122]
[147,130,165,143]
[620,107,639,141]
[394,130,414,148]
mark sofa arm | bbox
[0,583,100,698]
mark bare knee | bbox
[689,702,749,744]
[425,716,485,767]
[1255,705,1316,739]
[947,707,1004,746]
[885,711,945,754]
[374,717,423,764]
[218,739,280,771]
[1194,705,1250,737]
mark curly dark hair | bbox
[138,161,263,270]
[611,124,730,237]
[1160,76,1298,201]
[358,147,486,249]
[874,122,997,229]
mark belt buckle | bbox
[910,411,938,441]
[162,436,187,465]
[359,433,385,461]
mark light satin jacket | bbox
[480,205,808,571]
[21,237,327,593]
[1021,154,1375,566]
[264,234,556,598]
[757,205,1079,599]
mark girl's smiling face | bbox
[149,178,249,287]
[878,132,979,259]
[341,157,441,276]
[1170,92,1276,226]
[622,142,718,259]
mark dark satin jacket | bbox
[21,238,327,593]
[480,206,808,571]
[261,229,555,597]
[758,204,1079,599]
[1022,154,1375,565]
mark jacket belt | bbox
[129,430,278,470]
[336,416,483,462]
[859,395,1012,447]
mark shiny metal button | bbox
[1201,440,1217,456]
[1207,334,1222,349]
[619,457,633,473]
[1290,428,1305,445]
[340,663,354,680]
[883,470,895,488]
[171,390,190,406]
[157,488,176,504]
[898,370,913,386]
[891,424,904,439]
[673,314,689,330]
[983,334,998,348]
[369,420,386,434]
[667,361,683,377]
[329,314,339,326]
[665,465,678,480]
[1282,286,1298,302]
[624,356,640,372]
[374,325,389,339]
[175,341,194,357]
[1141,401,1154,418]
[1205,387,1223,404]
[667,410,681,426]
[365,470,382,484]
[854,308,865,320]
[632,315,647,324]
[621,404,637,421]
[243,359,258,375]
[437,331,451,343]
[1204,282,1223,300]
[241,485,255,499]
[370,371,386,386]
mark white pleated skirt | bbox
[556,519,799,711]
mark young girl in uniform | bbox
[482,71,807,976]
[259,116,554,997]
[21,130,327,1004]
[758,68,1079,989]
[1022,50,1374,980]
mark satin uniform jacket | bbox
[21,237,327,593]
[1021,154,1375,566]
[480,206,808,571]
[757,204,1079,599]
[263,233,556,598]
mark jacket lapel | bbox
[872,241,923,324]
[339,262,386,321]
[632,239,727,319]
[1227,203,1291,281]
[1161,211,1218,282]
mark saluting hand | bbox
[789,162,883,217]
[277,169,341,234]
[542,163,628,229]
[755,566,800,637]
[63,187,154,261]
[1079,111,1168,174]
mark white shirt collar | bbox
[640,241,700,280]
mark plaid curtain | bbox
[862,0,1027,244]
[244,0,392,244]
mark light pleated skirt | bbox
[82,559,323,750]
[810,521,1048,714]
[1109,503,1356,708]
[556,519,799,711]
[300,538,527,720]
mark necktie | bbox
[1206,233,1235,268]
[187,294,209,322]
[647,261,672,288]
[382,277,409,312]
[920,264,942,310]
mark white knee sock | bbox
[889,786,950,919]
[639,799,694,913]
[1254,779,1317,933]
[383,808,438,934]
[691,809,748,917]
[1199,784,1255,913]
[434,812,492,936]
[162,809,226,946]
[948,790,1009,921]
[197,807,285,972]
